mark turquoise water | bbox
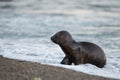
[0,0,120,79]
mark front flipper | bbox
[61,56,72,65]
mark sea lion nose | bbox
[51,36,57,43]
[51,36,53,41]
[51,36,55,42]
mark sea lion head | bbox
[51,31,73,44]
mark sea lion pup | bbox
[51,31,106,68]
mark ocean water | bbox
[0,0,120,79]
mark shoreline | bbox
[0,55,118,80]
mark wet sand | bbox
[0,55,118,80]
[0,0,12,2]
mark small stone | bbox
[34,77,42,80]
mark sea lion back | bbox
[79,42,106,67]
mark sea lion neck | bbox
[59,40,76,49]
[59,40,78,58]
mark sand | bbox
[0,56,118,80]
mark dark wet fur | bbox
[51,31,106,68]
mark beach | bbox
[0,56,118,80]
